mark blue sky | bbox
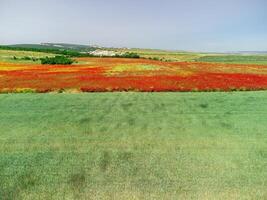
[0,0,266,51]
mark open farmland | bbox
[118,48,206,62]
[0,50,56,64]
[1,49,267,199]
[2,51,267,92]
[195,55,267,65]
[0,92,267,199]
[119,48,267,64]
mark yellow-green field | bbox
[119,48,207,62]
[0,50,56,64]
[119,48,267,65]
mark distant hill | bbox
[9,43,98,52]
[5,43,267,55]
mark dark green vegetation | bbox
[0,92,266,199]
[115,52,140,58]
[0,45,141,60]
[13,56,39,62]
[9,43,97,51]
[40,56,75,65]
[0,45,87,57]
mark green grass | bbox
[0,50,56,64]
[0,92,267,199]
[119,48,206,62]
[119,49,267,65]
[195,55,267,65]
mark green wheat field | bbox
[0,92,266,199]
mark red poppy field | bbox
[1,57,267,92]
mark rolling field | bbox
[119,48,206,62]
[0,50,55,64]
[0,92,267,199]
[1,49,267,199]
[119,48,267,64]
[2,52,267,92]
[195,55,267,65]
